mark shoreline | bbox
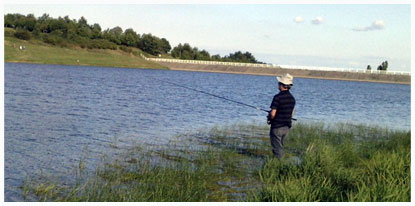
[4,60,168,70]
[158,62,411,85]
[22,122,410,202]
[6,60,410,85]
[169,67,411,85]
[5,36,410,85]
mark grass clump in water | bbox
[22,122,410,202]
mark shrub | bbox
[87,39,118,50]
[42,34,68,47]
[71,36,89,48]
[119,45,132,53]
[132,50,141,56]
[4,28,16,37]
[14,29,31,40]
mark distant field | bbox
[4,37,166,69]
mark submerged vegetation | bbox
[22,122,410,202]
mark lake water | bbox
[4,63,411,201]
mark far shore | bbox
[156,61,411,85]
[169,67,410,85]
[6,60,411,85]
[5,36,409,85]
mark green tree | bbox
[77,16,91,38]
[121,28,140,47]
[198,50,211,60]
[49,18,68,35]
[77,26,91,38]
[78,16,88,27]
[377,61,388,71]
[377,65,383,71]
[171,43,261,63]
[36,13,52,33]
[382,61,388,71]
[171,43,182,58]
[211,54,221,61]
[4,13,16,28]
[24,14,37,31]
[91,23,102,39]
[180,43,195,59]
[138,34,171,55]
[64,18,78,39]
[104,26,123,45]
[160,38,171,53]
[225,51,258,63]
[14,14,26,29]
[367,65,372,70]
[4,13,37,31]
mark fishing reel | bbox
[267,111,272,125]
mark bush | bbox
[119,45,132,53]
[132,50,141,56]
[42,34,68,47]
[14,29,31,40]
[4,28,16,37]
[69,36,87,48]
[87,39,118,50]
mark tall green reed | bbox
[22,122,410,202]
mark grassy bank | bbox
[5,35,410,84]
[5,36,166,69]
[22,122,410,202]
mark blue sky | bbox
[3,2,413,72]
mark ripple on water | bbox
[4,63,410,201]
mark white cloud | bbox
[294,16,304,23]
[372,20,385,29]
[352,20,385,32]
[311,16,324,25]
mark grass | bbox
[21,122,410,202]
[4,36,167,69]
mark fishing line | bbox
[150,76,269,112]
[148,76,297,121]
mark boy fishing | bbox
[267,73,296,159]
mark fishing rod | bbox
[150,76,297,121]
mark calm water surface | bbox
[4,63,410,201]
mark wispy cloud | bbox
[311,16,324,25]
[294,16,304,23]
[352,20,385,32]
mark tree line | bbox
[367,61,388,71]
[171,43,261,63]
[4,13,171,56]
[5,13,262,63]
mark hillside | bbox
[4,36,166,69]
